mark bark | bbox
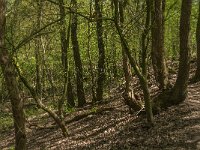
[194,2,200,81]
[87,1,96,102]
[0,0,27,149]
[141,0,151,78]
[15,65,68,137]
[151,0,168,90]
[58,0,75,118]
[35,0,42,95]
[113,0,153,124]
[71,0,86,107]
[118,0,131,94]
[170,0,192,104]
[95,0,106,102]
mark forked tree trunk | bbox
[170,0,192,104]
[0,0,27,149]
[95,0,106,102]
[151,0,168,90]
[71,0,86,107]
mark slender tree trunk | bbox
[170,0,192,104]
[113,0,153,124]
[71,0,86,107]
[194,2,200,81]
[151,0,168,90]
[118,1,131,94]
[141,0,151,78]
[87,1,96,102]
[58,0,75,117]
[35,0,42,95]
[0,0,26,149]
[95,0,106,102]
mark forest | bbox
[0,0,200,149]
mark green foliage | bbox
[0,113,13,132]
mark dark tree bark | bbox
[118,0,131,94]
[95,0,106,102]
[71,0,86,107]
[194,2,200,81]
[170,0,192,104]
[141,0,151,78]
[151,0,169,90]
[58,0,75,118]
[0,0,27,149]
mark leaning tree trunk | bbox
[113,0,153,124]
[151,0,168,90]
[194,2,200,81]
[118,0,131,94]
[170,0,192,104]
[0,0,27,149]
[71,0,86,107]
[95,0,106,102]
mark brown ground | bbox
[0,66,200,150]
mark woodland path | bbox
[0,81,200,150]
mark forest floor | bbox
[0,64,200,150]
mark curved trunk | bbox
[0,0,26,149]
[171,0,192,104]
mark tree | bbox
[193,2,200,81]
[35,0,42,95]
[71,0,86,107]
[170,0,192,104]
[95,0,106,102]
[113,0,153,124]
[0,0,27,149]
[58,0,75,118]
[118,0,131,95]
[151,0,169,90]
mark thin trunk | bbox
[58,0,75,118]
[0,0,26,149]
[151,0,168,90]
[118,0,131,94]
[15,65,68,137]
[171,0,192,104]
[87,1,96,102]
[71,0,86,107]
[141,0,151,77]
[95,0,106,102]
[35,0,42,95]
[113,0,153,124]
[194,2,200,81]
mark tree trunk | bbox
[95,0,106,102]
[113,0,153,124]
[194,2,200,81]
[151,0,168,90]
[170,0,192,104]
[71,0,86,107]
[35,0,42,96]
[58,0,75,118]
[0,0,27,149]
[118,1,131,94]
